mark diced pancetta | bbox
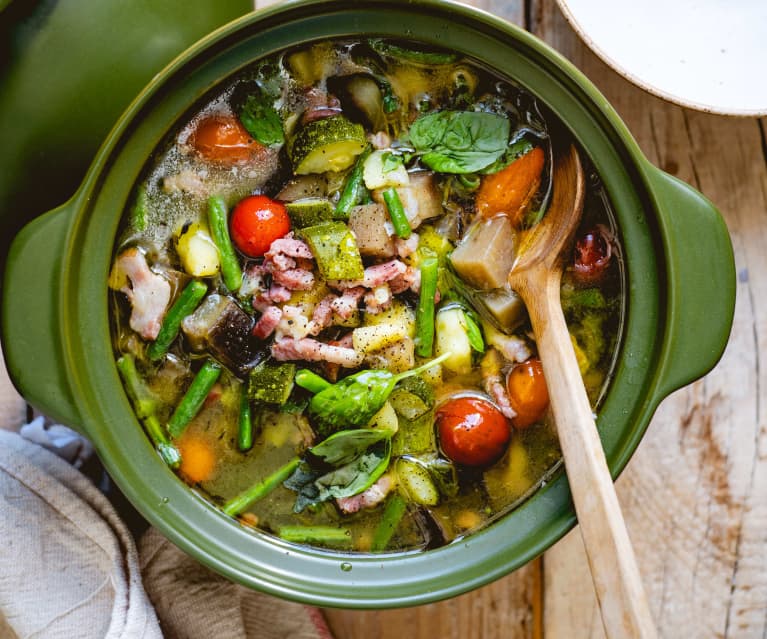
[330,287,365,319]
[252,306,283,339]
[336,474,394,514]
[271,337,363,368]
[329,259,407,290]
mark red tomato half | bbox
[191,114,262,164]
[573,225,612,286]
[230,195,290,257]
[436,396,511,467]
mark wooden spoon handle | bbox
[524,271,657,639]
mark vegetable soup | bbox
[109,39,623,552]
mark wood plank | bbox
[324,560,541,639]
[533,2,767,637]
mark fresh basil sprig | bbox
[238,85,284,146]
[408,111,510,174]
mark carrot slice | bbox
[475,146,545,225]
[177,436,216,483]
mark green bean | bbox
[294,369,332,394]
[116,354,158,418]
[382,187,411,239]
[147,280,207,361]
[335,147,370,219]
[237,385,254,452]
[371,494,407,551]
[278,525,352,545]
[208,195,243,291]
[414,252,438,357]
[167,360,222,438]
[144,415,181,469]
[222,456,301,516]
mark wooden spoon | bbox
[507,145,657,639]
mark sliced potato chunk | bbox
[450,216,515,289]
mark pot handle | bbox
[645,166,735,401]
[2,198,85,433]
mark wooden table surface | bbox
[1,1,764,637]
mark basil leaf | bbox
[285,430,392,512]
[310,428,390,466]
[480,136,535,175]
[239,88,284,146]
[316,440,391,502]
[409,111,510,174]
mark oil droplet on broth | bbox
[340,562,353,572]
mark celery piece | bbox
[248,360,296,405]
[298,221,364,280]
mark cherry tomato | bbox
[506,357,549,428]
[436,396,511,467]
[191,114,262,164]
[573,224,612,285]
[230,195,290,257]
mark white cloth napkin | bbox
[0,430,333,639]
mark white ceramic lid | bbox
[556,0,767,116]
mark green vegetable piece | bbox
[238,86,284,146]
[382,187,411,239]
[116,354,159,419]
[237,385,253,452]
[371,494,407,552]
[311,428,390,465]
[248,360,296,405]
[131,185,148,232]
[288,115,367,175]
[562,286,608,314]
[306,353,450,438]
[570,312,607,368]
[392,410,436,456]
[335,147,371,219]
[295,369,332,394]
[285,198,335,228]
[415,251,438,357]
[147,280,207,361]
[389,389,429,420]
[370,39,459,65]
[167,360,222,438]
[409,111,510,174]
[222,456,301,516]
[298,221,365,281]
[207,196,243,292]
[462,310,485,353]
[396,457,440,506]
[144,415,181,469]
[396,374,435,408]
[278,525,352,545]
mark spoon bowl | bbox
[508,145,658,639]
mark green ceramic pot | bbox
[2,0,735,607]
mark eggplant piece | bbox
[181,294,264,376]
[348,203,396,257]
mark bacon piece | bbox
[308,295,336,335]
[330,287,365,319]
[111,248,171,340]
[364,284,392,314]
[336,475,394,514]
[253,284,292,312]
[485,377,516,420]
[265,233,314,260]
[389,265,420,295]
[271,267,315,291]
[271,337,363,368]
[329,259,407,290]
[252,306,282,339]
[488,333,531,364]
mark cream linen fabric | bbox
[0,430,161,638]
[0,430,333,639]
